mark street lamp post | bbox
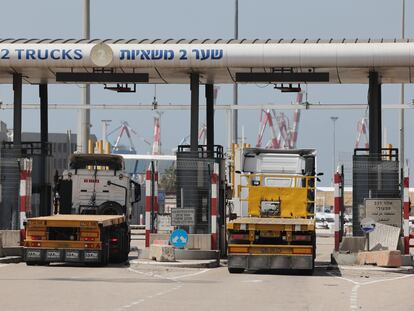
[399,0,405,177]
[331,116,339,179]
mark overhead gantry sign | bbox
[1,39,414,84]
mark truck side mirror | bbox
[131,181,141,203]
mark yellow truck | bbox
[24,154,140,266]
[24,214,129,265]
[227,148,318,274]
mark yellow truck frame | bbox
[227,173,316,273]
[24,214,129,266]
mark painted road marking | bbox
[117,266,211,310]
[328,271,414,310]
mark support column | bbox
[190,73,200,153]
[205,84,215,157]
[368,71,382,157]
[13,73,22,151]
[39,84,49,216]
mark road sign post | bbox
[170,229,189,249]
[360,218,376,251]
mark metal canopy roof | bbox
[0,38,413,84]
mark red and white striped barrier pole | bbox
[334,170,342,252]
[145,163,159,247]
[19,159,32,245]
[211,163,219,250]
[145,168,151,247]
[403,164,410,255]
[154,169,159,232]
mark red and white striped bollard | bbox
[403,164,410,255]
[334,170,342,252]
[211,163,219,250]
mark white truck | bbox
[24,154,141,266]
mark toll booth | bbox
[352,148,400,236]
[175,145,225,250]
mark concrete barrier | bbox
[357,250,402,267]
[339,237,366,253]
[149,233,212,250]
[149,244,175,262]
[0,230,20,247]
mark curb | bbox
[0,256,23,264]
[130,259,220,269]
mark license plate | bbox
[46,250,61,260]
[84,251,99,261]
[65,251,80,260]
[26,250,41,259]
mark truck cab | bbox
[55,154,141,217]
[227,148,318,274]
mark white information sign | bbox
[365,198,402,228]
[171,208,195,226]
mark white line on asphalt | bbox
[327,271,414,311]
[327,272,359,285]
[350,284,360,311]
[361,274,414,286]
[169,269,210,280]
[118,266,210,310]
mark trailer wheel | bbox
[109,227,129,263]
[228,268,244,274]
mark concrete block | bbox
[175,249,219,260]
[357,250,402,267]
[149,233,212,250]
[339,237,366,253]
[153,240,169,245]
[149,244,175,262]
[369,223,400,251]
[188,234,211,250]
[331,251,358,266]
[0,230,20,247]
[149,234,170,246]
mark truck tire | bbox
[228,268,244,274]
[97,201,123,215]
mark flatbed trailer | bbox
[24,214,130,266]
[227,217,315,272]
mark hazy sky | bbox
[0,0,414,185]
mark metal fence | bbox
[175,145,224,234]
[0,146,20,229]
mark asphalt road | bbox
[0,237,413,311]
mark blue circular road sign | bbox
[360,218,376,234]
[170,229,189,248]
